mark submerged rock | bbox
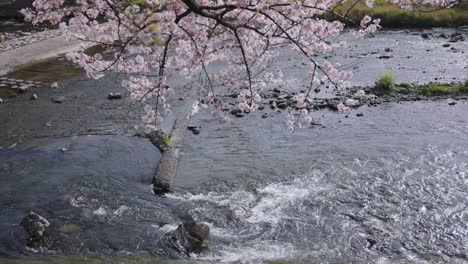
[187,126,201,135]
[20,211,50,247]
[162,222,210,256]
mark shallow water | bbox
[0,29,468,263]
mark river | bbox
[0,29,468,263]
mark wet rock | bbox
[50,82,59,89]
[230,109,242,115]
[356,112,364,117]
[17,87,27,94]
[378,55,393,59]
[310,118,322,126]
[30,94,38,100]
[314,88,321,93]
[0,98,2,104]
[345,98,361,107]
[108,92,123,100]
[235,112,245,118]
[448,101,457,106]
[421,33,430,39]
[277,101,288,109]
[449,33,464,43]
[148,130,168,152]
[20,212,50,247]
[442,43,450,48]
[187,126,200,135]
[439,33,447,38]
[273,88,281,94]
[261,113,268,119]
[384,48,392,52]
[164,222,210,256]
[327,98,341,111]
[51,96,65,103]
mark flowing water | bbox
[1,30,468,263]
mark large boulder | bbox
[20,211,50,247]
[162,222,210,256]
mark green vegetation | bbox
[420,84,451,95]
[389,82,468,96]
[327,0,468,28]
[163,134,171,147]
[374,72,395,92]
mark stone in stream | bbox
[108,92,123,100]
[0,98,3,104]
[161,222,210,256]
[20,212,50,247]
[421,33,430,39]
[187,126,201,135]
[51,96,66,103]
[30,94,38,100]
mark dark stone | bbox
[258,106,265,111]
[187,126,200,135]
[356,112,364,117]
[107,92,123,100]
[235,113,245,118]
[314,88,321,93]
[20,211,50,247]
[378,55,392,59]
[384,48,392,52]
[148,130,168,152]
[261,113,268,119]
[51,96,65,103]
[442,44,450,47]
[277,102,287,109]
[273,88,281,94]
[30,94,38,100]
[448,101,457,106]
[164,222,210,256]
[327,98,341,111]
[230,109,242,115]
[421,33,430,39]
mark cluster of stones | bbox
[0,77,43,93]
[228,88,378,121]
[0,29,60,53]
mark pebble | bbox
[30,94,38,100]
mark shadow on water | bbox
[6,57,83,84]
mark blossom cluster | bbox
[21,0,444,130]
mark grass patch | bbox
[420,84,451,95]
[326,0,468,28]
[374,81,468,96]
[163,134,171,147]
[374,72,395,92]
